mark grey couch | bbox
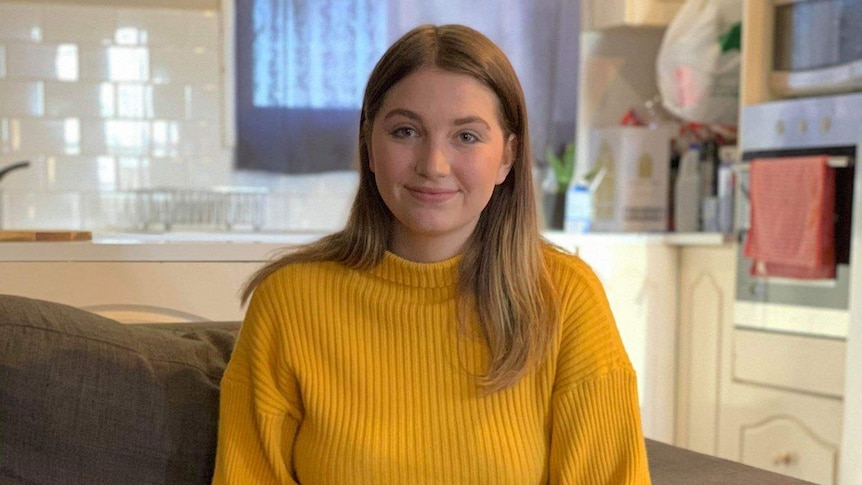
[0,295,813,484]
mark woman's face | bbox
[369,68,515,262]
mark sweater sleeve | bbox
[548,253,651,484]
[212,275,303,485]
[549,369,651,484]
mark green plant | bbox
[545,142,576,193]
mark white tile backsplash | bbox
[81,119,150,156]
[116,155,147,189]
[79,46,150,82]
[185,155,231,188]
[187,84,220,120]
[0,190,82,229]
[0,153,45,190]
[117,9,220,49]
[180,120,221,157]
[146,156,188,187]
[44,155,116,191]
[115,83,146,118]
[45,81,114,118]
[9,118,80,155]
[150,48,218,85]
[151,120,180,158]
[147,84,186,119]
[0,2,355,232]
[5,43,78,81]
[0,81,44,117]
[0,118,8,153]
[0,4,42,42]
[185,11,219,49]
[41,6,116,45]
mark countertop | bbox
[0,231,735,262]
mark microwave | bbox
[770,0,862,97]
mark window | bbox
[233,0,387,173]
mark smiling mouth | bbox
[406,187,458,202]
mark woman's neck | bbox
[389,231,468,263]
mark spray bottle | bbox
[674,144,701,232]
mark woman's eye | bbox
[392,127,416,138]
[459,132,478,143]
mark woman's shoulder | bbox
[540,241,602,289]
[250,257,345,304]
[540,241,633,386]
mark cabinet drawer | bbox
[741,417,838,485]
[733,329,845,397]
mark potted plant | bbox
[541,142,575,230]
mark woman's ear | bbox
[496,134,516,184]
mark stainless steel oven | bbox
[736,92,861,338]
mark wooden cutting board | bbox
[0,230,93,242]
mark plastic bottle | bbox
[716,145,738,233]
[564,182,591,233]
[592,142,615,222]
[674,144,701,232]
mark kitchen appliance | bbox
[736,92,860,338]
[768,0,862,97]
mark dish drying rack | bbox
[90,187,268,232]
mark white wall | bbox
[0,1,356,231]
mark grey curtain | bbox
[235,0,579,174]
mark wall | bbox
[2,0,218,9]
[0,1,357,231]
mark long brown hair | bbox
[242,24,558,393]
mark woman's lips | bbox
[406,186,458,203]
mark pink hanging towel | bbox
[744,156,836,279]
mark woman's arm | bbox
[213,276,303,484]
[547,254,651,484]
[549,368,651,484]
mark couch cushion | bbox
[0,294,240,485]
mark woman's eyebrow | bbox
[383,108,422,122]
[453,116,491,130]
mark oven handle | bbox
[732,155,853,172]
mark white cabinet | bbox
[582,0,684,31]
[675,243,736,455]
[716,326,845,485]
[547,233,678,443]
[717,374,843,485]
[674,243,846,484]
[741,417,839,485]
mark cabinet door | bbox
[741,417,838,485]
[582,0,684,30]
[675,244,736,454]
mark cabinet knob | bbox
[773,452,798,466]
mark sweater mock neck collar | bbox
[368,251,461,288]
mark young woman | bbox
[214,24,650,484]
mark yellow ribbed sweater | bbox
[213,246,651,484]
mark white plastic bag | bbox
[656,0,742,125]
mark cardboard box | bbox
[588,126,673,232]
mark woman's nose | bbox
[416,140,450,177]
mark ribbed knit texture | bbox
[212,246,651,484]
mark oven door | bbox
[735,147,856,338]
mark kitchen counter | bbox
[0,230,734,262]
